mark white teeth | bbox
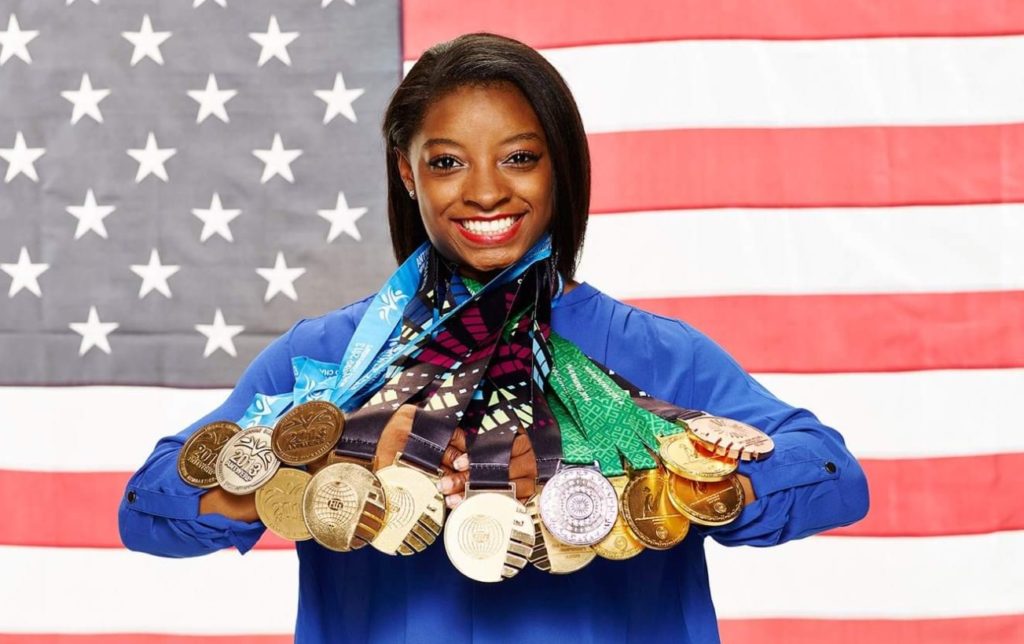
[461,216,517,235]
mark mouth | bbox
[453,213,526,245]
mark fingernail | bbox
[438,477,452,494]
[454,454,469,471]
[446,494,463,509]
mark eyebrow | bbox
[422,132,544,148]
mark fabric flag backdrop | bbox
[1,1,1021,642]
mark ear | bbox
[395,147,414,193]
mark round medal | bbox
[687,416,774,461]
[527,493,595,574]
[658,431,737,482]
[302,462,388,552]
[667,473,745,526]
[443,492,535,583]
[592,475,645,561]
[621,468,690,550]
[177,421,240,488]
[538,466,618,546]
[255,467,313,541]
[271,401,344,466]
[371,464,445,556]
[214,426,280,495]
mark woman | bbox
[119,33,869,643]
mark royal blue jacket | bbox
[119,282,869,643]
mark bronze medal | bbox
[214,425,281,495]
[621,467,690,550]
[255,467,313,541]
[667,473,745,526]
[687,416,774,461]
[371,460,445,556]
[443,490,535,583]
[527,492,595,575]
[658,430,737,482]
[271,401,344,466]
[592,475,645,561]
[302,462,388,552]
[177,421,240,488]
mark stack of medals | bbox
[174,236,777,582]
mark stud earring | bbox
[408,189,415,199]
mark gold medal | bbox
[177,421,240,488]
[687,416,774,461]
[255,467,313,541]
[658,430,737,482]
[443,488,535,583]
[371,458,445,556]
[667,473,745,526]
[621,467,690,550]
[592,475,645,561]
[302,462,387,552]
[527,492,595,575]
[271,401,344,466]
[215,426,281,495]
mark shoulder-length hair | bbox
[381,32,590,279]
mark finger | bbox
[448,427,467,453]
[510,432,533,458]
[438,469,468,495]
[508,451,538,481]
[445,493,464,510]
[440,444,464,471]
[512,476,536,501]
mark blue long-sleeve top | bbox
[119,281,869,643]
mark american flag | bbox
[2,1,1021,642]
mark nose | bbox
[462,164,511,212]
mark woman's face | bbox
[397,82,554,280]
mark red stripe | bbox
[628,291,1024,373]
[588,124,1024,214]
[4,453,1024,548]
[402,0,1024,58]
[718,615,1024,644]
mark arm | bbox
[680,324,870,547]
[117,322,300,558]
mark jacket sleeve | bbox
[117,322,301,558]
[680,324,870,547]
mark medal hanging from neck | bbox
[442,288,545,583]
[302,266,533,553]
[371,268,537,556]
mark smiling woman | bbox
[119,32,868,644]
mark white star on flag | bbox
[0,131,46,183]
[66,189,117,239]
[61,73,111,124]
[256,252,306,302]
[187,73,237,124]
[122,14,171,66]
[1,247,49,298]
[0,14,39,65]
[127,132,177,182]
[130,249,181,299]
[195,309,244,358]
[315,72,365,124]
[249,16,298,67]
[69,306,119,356]
[192,193,241,242]
[318,191,367,242]
[193,0,227,6]
[252,133,302,183]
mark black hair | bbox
[381,32,590,278]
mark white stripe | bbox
[0,386,229,471]
[0,546,296,634]
[1,533,1021,631]
[549,37,1024,131]
[757,369,1024,459]
[577,204,1024,298]
[3,370,1023,472]
[707,531,1024,619]
[404,36,1024,131]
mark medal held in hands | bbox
[256,467,313,541]
[271,401,344,466]
[177,421,240,488]
[215,426,281,495]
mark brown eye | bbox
[428,155,461,171]
[506,151,539,166]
